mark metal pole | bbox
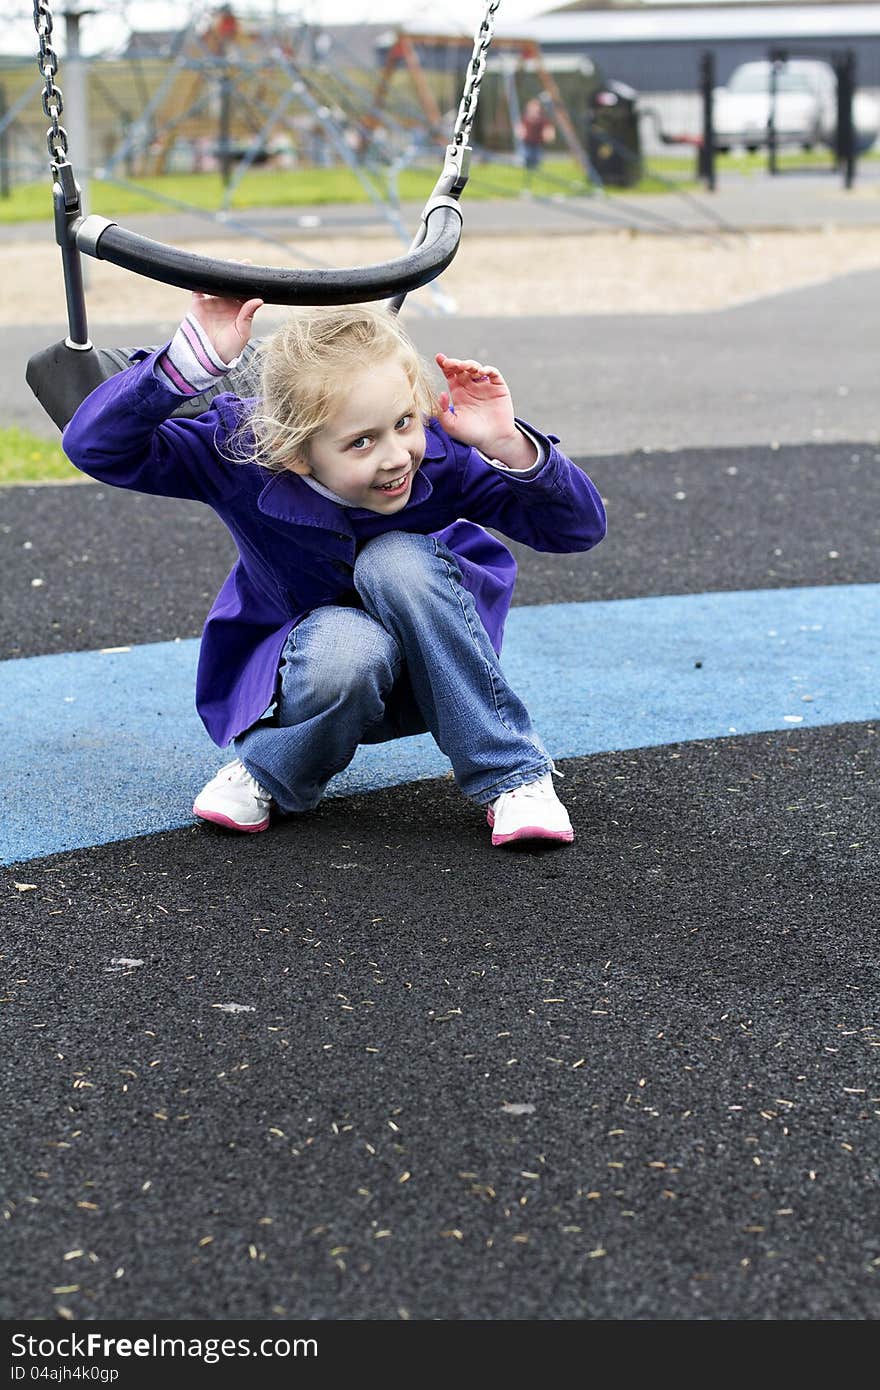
[62,8,91,216]
[0,85,9,198]
[768,57,780,176]
[837,49,856,190]
[219,69,233,187]
[845,50,856,189]
[699,50,715,191]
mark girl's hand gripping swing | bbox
[189,288,265,365]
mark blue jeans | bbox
[234,531,553,811]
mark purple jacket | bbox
[63,348,606,747]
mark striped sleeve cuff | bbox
[477,424,547,478]
[156,313,243,396]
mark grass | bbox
[713,146,873,173]
[0,156,703,226]
[0,427,80,486]
[3,144,872,226]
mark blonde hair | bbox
[242,304,439,474]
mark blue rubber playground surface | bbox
[4,584,879,865]
[2,246,879,1323]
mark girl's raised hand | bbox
[189,285,264,365]
[435,354,519,459]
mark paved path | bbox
[8,267,880,454]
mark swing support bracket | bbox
[436,141,472,200]
[52,161,91,350]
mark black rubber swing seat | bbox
[26,198,463,431]
[26,340,260,432]
[78,201,462,304]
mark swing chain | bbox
[32,0,69,170]
[451,0,502,149]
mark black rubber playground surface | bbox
[2,419,878,1324]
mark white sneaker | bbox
[487,773,574,847]
[193,759,272,833]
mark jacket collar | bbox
[256,419,447,528]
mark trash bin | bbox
[587,80,642,186]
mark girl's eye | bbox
[395,414,413,431]
[349,436,371,451]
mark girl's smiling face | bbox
[295,357,426,513]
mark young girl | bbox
[62,289,606,847]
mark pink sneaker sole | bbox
[486,808,574,846]
[193,805,270,833]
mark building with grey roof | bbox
[498,2,880,88]
[496,3,880,151]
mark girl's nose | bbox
[391,438,412,465]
